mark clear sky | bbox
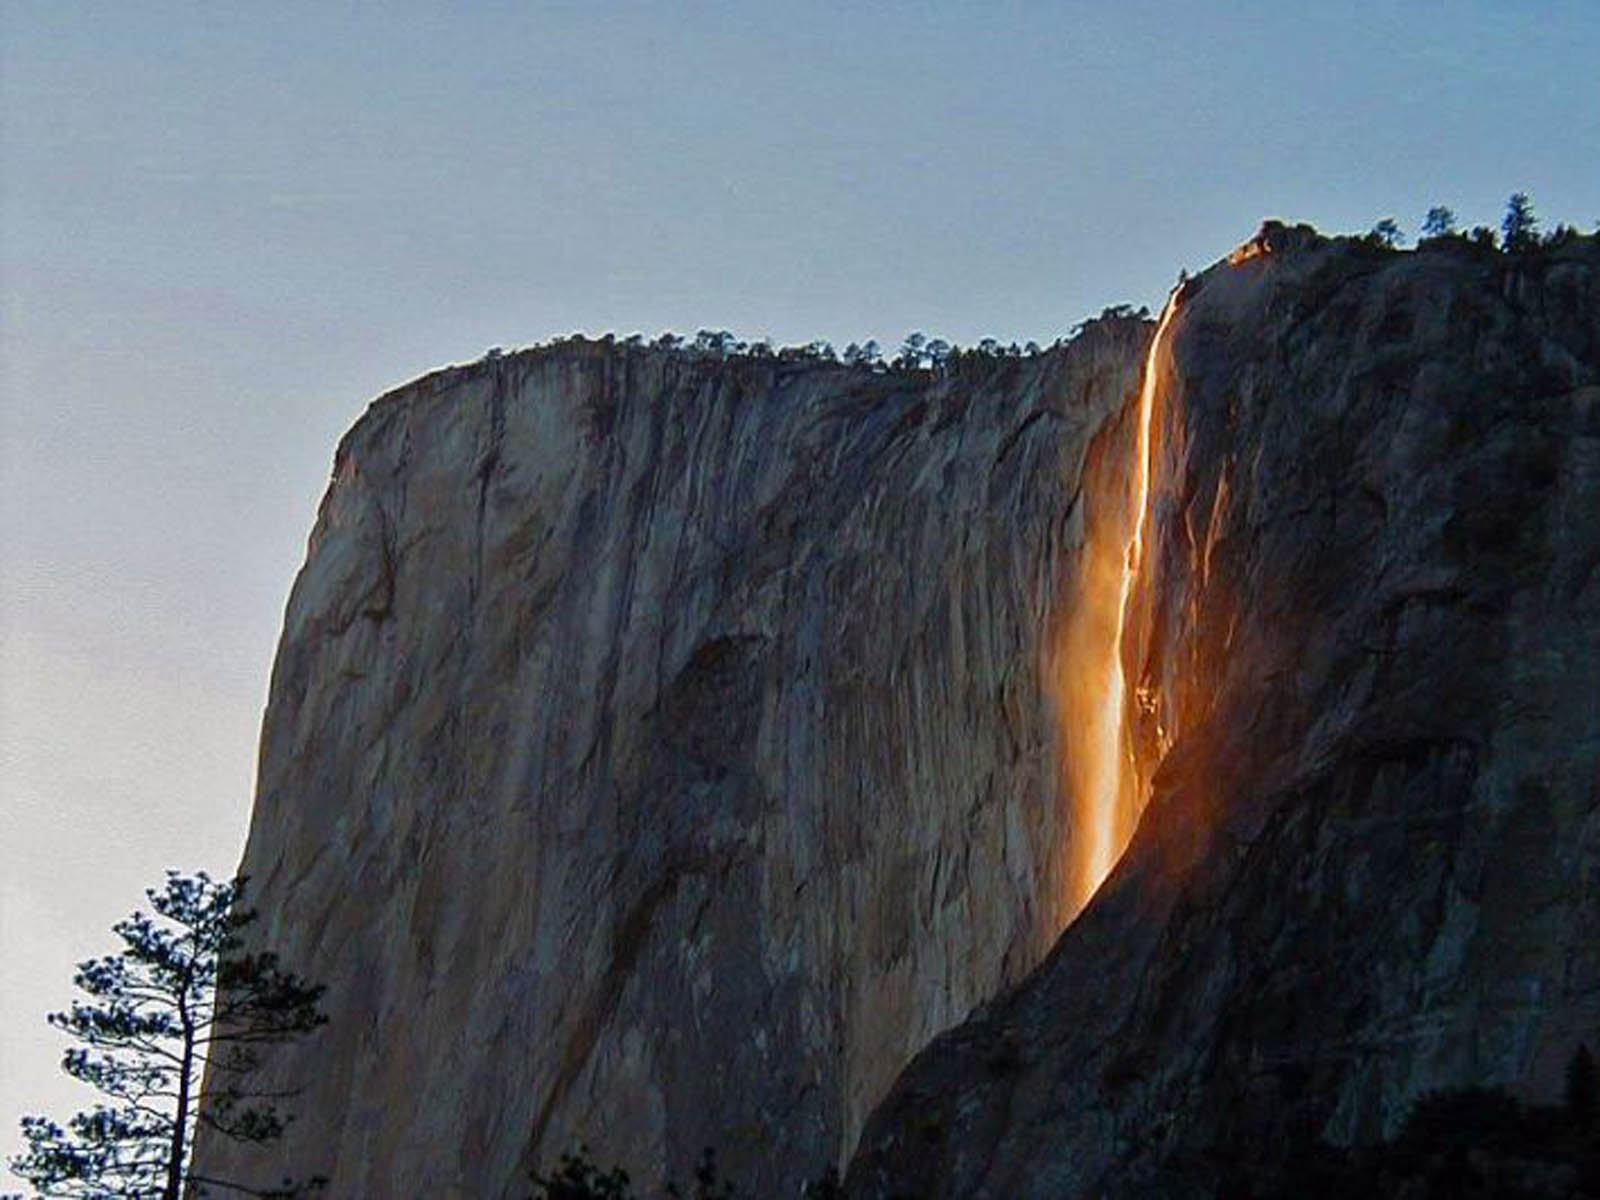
[3,0,1597,1156]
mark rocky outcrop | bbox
[847,230,1600,1195]
[193,325,1150,1195]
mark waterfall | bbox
[1059,293,1178,915]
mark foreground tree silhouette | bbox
[9,871,328,1199]
[530,1146,734,1200]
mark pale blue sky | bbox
[3,0,1597,1153]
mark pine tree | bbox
[1421,206,1457,239]
[1369,218,1404,248]
[1502,192,1540,252]
[9,871,328,1199]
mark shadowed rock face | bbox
[846,231,1600,1196]
[191,327,1150,1196]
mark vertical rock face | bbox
[848,231,1600,1195]
[194,328,1149,1195]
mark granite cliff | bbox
[848,227,1600,1194]
[194,321,1151,1195]
[197,225,1600,1197]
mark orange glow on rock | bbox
[1056,296,1177,917]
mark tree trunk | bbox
[167,976,194,1200]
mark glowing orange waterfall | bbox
[1058,295,1177,915]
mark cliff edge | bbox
[194,324,1149,1195]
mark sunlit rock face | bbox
[191,328,1149,1196]
[847,230,1600,1196]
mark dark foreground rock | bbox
[846,230,1600,1196]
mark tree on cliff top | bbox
[1502,192,1540,251]
[8,871,328,1199]
[1421,205,1457,239]
[1368,217,1404,248]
